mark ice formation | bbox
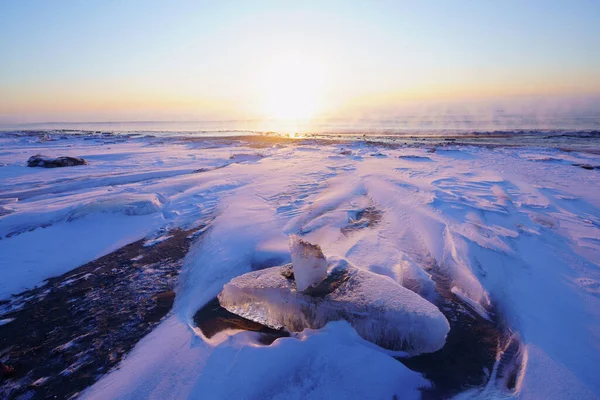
[289,235,328,292]
[218,258,450,355]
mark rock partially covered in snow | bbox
[572,163,600,170]
[27,154,87,168]
[218,259,450,355]
[289,235,328,292]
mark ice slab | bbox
[289,235,328,292]
[218,259,450,355]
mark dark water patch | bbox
[193,298,289,346]
[493,333,525,392]
[0,222,210,400]
[400,264,524,399]
[401,296,502,398]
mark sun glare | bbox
[259,55,327,121]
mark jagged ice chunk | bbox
[289,235,328,292]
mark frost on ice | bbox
[289,235,328,292]
[218,241,450,355]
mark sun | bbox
[259,55,327,121]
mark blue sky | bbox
[1,0,599,122]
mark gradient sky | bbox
[1,0,599,123]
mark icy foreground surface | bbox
[83,317,429,400]
[289,235,328,291]
[1,132,600,398]
[218,260,450,354]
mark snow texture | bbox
[1,132,599,399]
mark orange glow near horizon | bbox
[2,2,600,125]
[2,81,599,125]
[3,67,599,125]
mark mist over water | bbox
[2,97,599,135]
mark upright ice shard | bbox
[289,235,328,292]
[218,258,450,355]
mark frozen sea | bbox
[1,127,599,399]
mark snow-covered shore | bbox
[1,132,599,399]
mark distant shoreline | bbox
[1,128,599,154]
[1,114,598,135]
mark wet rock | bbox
[341,206,383,235]
[229,153,264,161]
[572,163,600,170]
[27,155,87,168]
[399,155,432,161]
